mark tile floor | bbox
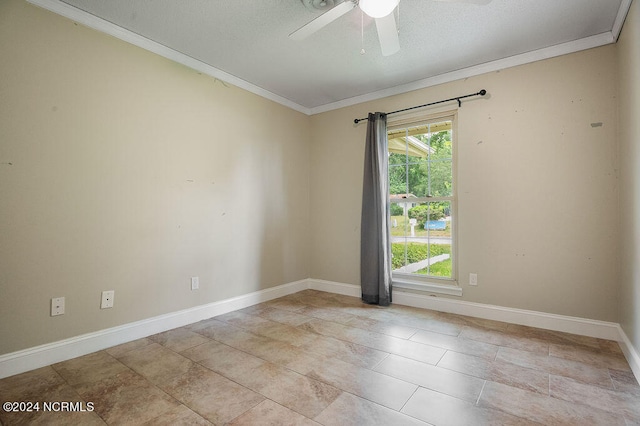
[1,289,639,425]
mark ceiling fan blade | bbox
[289,1,357,40]
[375,13,400,56]
[430,0,492,4]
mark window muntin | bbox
[388,117,455,283]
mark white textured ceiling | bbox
[31,0,630,114]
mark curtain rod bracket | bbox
[353,89,487,124]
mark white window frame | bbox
[387,110,462,297]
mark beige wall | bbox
[0,0,310,354]
[310,46,619,322]
[0,0,631,357]
[618,0,640,359]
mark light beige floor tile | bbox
[478,380,626,425]
[294,295,340,309]
[158,363,264,424]
[305,356,418,410]
[142,404,212,425]
[345,315,419,339]
[410,329,499,360]
[0,373,104,426]
[374,354,485,402]
[315,391,428,426]
[148,327,210,353]
[74,369,181,425]
[507,324,623,354]
[297,305,359,324]
[228,361,342,418]
[388,315,463,337]
[550,375,640,423]
[250,321,319,347]
[0,366,66,401]
[1,407,106,426]
[105,337,154,358]
[329,304,386,320]
[460,326,549,354]
[301,318,445,365]
[329,293,365,306]
[299,334,389,369]
[253,306,314,326]
[229,400,319,425]
[610,368,640,395]
[298,317,353,338]
[3,290,636,426]
[390,304,439,320]
[437,350,550,394]
[52,351,129,386]
[496,346,614,388]
[185,317,247,341]
[549,342,631,371]
[364,332,447,365]
[236,303,273,316]
[215,310,273,328]
[437,312,512,333]
[117,343,194,385]
[181,340,265,377]
[262,298,308,312]
[225,336,321,375]
[363,308,426,323]
[402,386,540,426]
[200,323,273,350]
[194,325,326,377]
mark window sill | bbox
[392,279,463,297]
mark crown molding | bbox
[28,0,631,116]
[26,0,313,116]
[612,0,634,41]
[309,32,615,115]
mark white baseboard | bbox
[308,278,361,297]
[617,325,640,383]
[3,277,639,386]
[308,278,640,381]
[395,292,622,341]
[308,279,621,340]
[0,279,307,379]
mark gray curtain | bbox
[360,112,392,306]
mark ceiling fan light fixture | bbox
[358,0,400,18]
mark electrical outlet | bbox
[101,290,114,309]
[51,297,65,316]
[469,273,478,286]
[191,276,199,290]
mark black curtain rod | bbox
[353,89,487,124]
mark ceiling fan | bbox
[290,0,492,56]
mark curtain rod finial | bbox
[480,89,487,96]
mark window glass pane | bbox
[428,159,453,197]
[388,163,407,197]
[388,118,454,282]
[407,163,429,198]
[390,201,452,279]
[428,127,452,197]
[390,201,411,238]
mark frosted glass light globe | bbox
[359,0,400,18]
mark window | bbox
[388,114,458,292]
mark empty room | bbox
[1,0,639,424]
